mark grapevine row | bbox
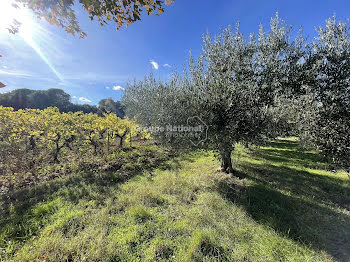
[0,106,149,192]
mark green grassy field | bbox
[1,138,349,261]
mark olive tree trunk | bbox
[220,150,234,174]
[220,147,244,178]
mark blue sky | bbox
[0,0,350,105]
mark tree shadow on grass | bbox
[240,183,350,262]
[240,164,350,210]
[0,148,200,239]
[222,139,350,261]
[0,170,125,250]
[157,150,198,171]
[218,175,350,261]
[0,149,198,246]
[263,139,300,150]
[254,140,329,170]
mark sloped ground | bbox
[234,138,350,261]
[1,139,349,261]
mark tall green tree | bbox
[123,15,305,176]
[98,97,125,118]
[302,16,350,170]
[0,88,98,113]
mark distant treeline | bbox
[0,88,125,118]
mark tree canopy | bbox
[123,14,305,175]
[0,88,96,113]
[11,0,174,37]
[0,88,125,118]
[123,14,350,175]
[98,97,126,118]
[301,17,350,170]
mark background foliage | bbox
[0,88,125,117]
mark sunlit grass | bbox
[1,139,349,261]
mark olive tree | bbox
[302,17,350,170]
[124,15,305,176]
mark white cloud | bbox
[2,66,8,69]
[105,86,110,89]
[112,85,124,91]
[150,60,159,70]
[163,64,171,68]
[72,96,77,99]
[79,97,92,103]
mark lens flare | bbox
[0,1,63,81]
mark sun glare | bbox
[0,1,33,37]
[0,1,18,26]
[0,1,63,81]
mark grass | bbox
[1,138,349,261]
[233,138,350,261]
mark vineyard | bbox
[0,106,150,193]
[2,2,350,260]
